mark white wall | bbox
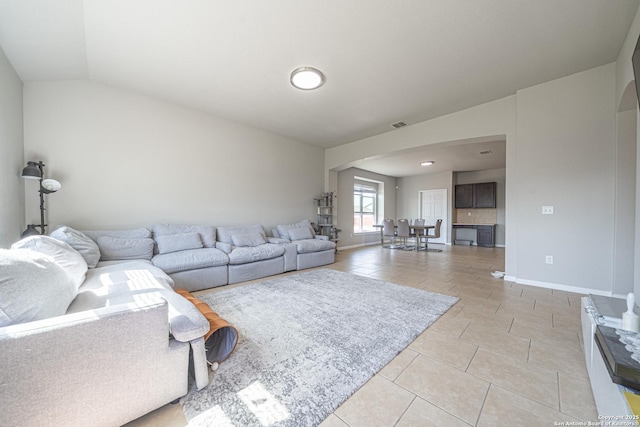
[337,168,397,248]
[23,81,325,232]
[396,171,453,244]
[514,64,616,293]
[0,46,24,247]
[614,108,637,296]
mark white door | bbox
[419,189,447,244]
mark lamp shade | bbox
[41,179,61,194]
[21,162,41,179]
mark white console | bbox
[581,296,636,419]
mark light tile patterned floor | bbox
[126,244,597,427]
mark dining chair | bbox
[396,219,414,250]
[420,219,443,252]
[382,219,397,248]
[412,218,426,251]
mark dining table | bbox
[372,223,435,248]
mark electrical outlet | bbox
[542,206,554,215]
[545,255,554,265]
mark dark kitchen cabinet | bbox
[455,182,496,208]
[473,182,496,208]
[476,225,495,247]
[454,184,473,208]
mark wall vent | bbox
[391,121,407,129]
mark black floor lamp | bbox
[21,161,62,237]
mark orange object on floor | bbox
[175,288,239,364]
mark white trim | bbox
[504,276,613,296]
[495,244,506,248]
[338,241,380,250]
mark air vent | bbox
[391,121,407,129]
[479,150,493,155]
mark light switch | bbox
[542,206,554,215]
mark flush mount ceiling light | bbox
[290,67,325,90]
[420,161,435,166]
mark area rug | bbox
[181,268,458,426]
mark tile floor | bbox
[127,244,597,427]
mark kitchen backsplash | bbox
[453,208,497,224]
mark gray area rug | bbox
[181,268,458,426]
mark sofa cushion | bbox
[11,235,87,290]
[217,225,265,245]
[153,224,217,248]
[0,249,76,326]
[294,239,336,254]
[83,228,152,242]
[228,244,285,265]
[287,227,313,241]
[156,232,204,254]
[152,248,229,274]
[231,232,267,247]
[50,226,101,268]
[276,219,316,240]
[97,236,155,261]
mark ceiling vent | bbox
[479,150,493,155]
[391,121,407,129]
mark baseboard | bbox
[505,276,612,296]
[338,241,380,251]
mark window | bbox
[354,182,377,233]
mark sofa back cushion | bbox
[217,225,265,245]
[96,236,155,261]
[276,219,316,241]
[231,233,267,247]
[155,232,204,254]
[49,226,101,268]
[287,227,313,241]
[0,249,76,327]
[82,228,152,242]
[152,224,217,248]
[11,235,88,290]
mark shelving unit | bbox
[313,192,340,249]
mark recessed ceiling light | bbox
[420,161,435,166]
[290,67,325,90]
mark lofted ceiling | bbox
[0,0,638,176]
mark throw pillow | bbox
[49,226,101,268]
[0,249,76,327]
[96,236,155,261]
[11,235,88,291]
[276,219,316,241]
[156,232,204,254]
[231,233,267,247]
[287,227,313,241]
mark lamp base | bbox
[21,224,41,238]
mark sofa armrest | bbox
[314,235,329,241]
[0,298,190,426]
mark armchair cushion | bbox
[156,232,203,254]
[11,235,87,290]
[0,249,76,326]
[97,236,155,261]
[50,226,101,268]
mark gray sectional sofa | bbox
[0,219,335,426]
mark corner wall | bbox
[23,81,325,232]
[0,46,24,247]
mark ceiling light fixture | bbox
[290,67,325,90]
[420,161,435,166]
